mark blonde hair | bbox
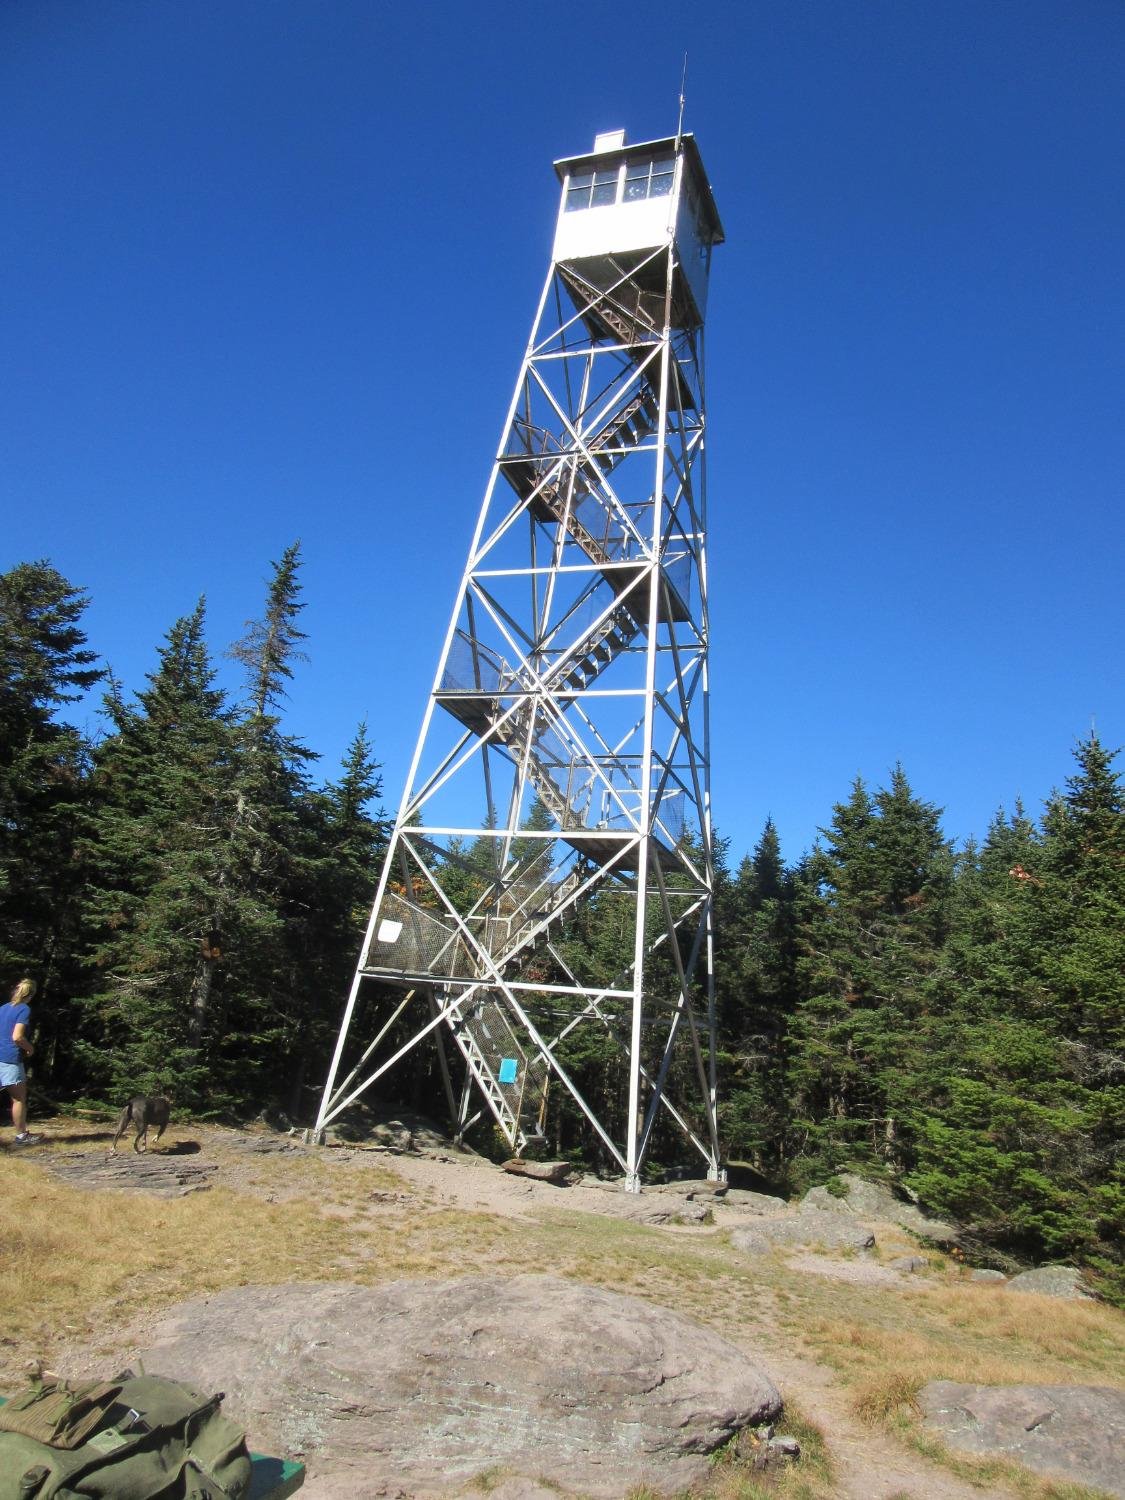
[9,978,36,1005]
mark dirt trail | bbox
[759,1350,1013,1500]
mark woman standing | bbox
[0,978,39,1146]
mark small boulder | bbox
[650,1177,727,1199]
[970,1268,1008,1285]
[888,1255,928,1273]
[732,1425,801,1471]
[502,1159,574,1185]
[367,1118,413,1151]
[575,1174,622,1192]
[729,1226,771,1255]
[631,1200,712,1226]
[720,1188,789,1214]
[1006,1266,1090,1300]
[802,1185,848,1213]
[769,1435,801,1460]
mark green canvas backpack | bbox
[0,1371,252,1498]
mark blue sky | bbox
[3,1,1122,866]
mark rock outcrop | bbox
[42,1148,217,1198]
[720,1188,789,1214]
[731,1212,876,1254]
[132,1275,782,1497]
[1005,1266,1091,1299]
[919,1380,1125,1498]
[802,1174,958,1244]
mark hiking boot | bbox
[13,1132,42,1147]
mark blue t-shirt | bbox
[0,1001,30,1065]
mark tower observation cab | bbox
[316,129,725,1191]
[553,129,722,332]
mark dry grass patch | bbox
[850,1368,924,1426]
[798,1279,1125,1498]
[0,1151,531,1384]
[766,1267,1125,1399]
[681,1235,1124,1498]
[937,1283,1125,1367]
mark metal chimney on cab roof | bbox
[316,128,724,1192]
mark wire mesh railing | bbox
[364,891,475,977]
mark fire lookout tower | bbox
[316,129,724,1190]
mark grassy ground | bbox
[3,1124,1122,1499]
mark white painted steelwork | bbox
[315,130,724,1190]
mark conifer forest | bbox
[2,554,1121,1299]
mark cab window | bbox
[623,157,675,202]
[565,167,621,211]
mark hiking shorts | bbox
[0,1060,26,1087]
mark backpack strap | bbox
[0,1382,123,1449]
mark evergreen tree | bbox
[228,541,309,719]
[1041,736,1125,1048]
[714,819,797,1177]
[785,767,953,1186]
[79,591,319,1108]
[80,600,247,1100]
[219,546,322,1082]
[979,799,1039,884]
[907,738,1124,1295]
[0,562,100,1077]
[278,721,388,1118]
[80,549,393,1121]
[433,815,503,916]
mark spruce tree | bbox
[279,721,388,1117]
[907,739,1124,1295]
[785,767,952,1187]
[220,544,335,1109]
[715,819,797,1178]
[0,561,100,1078]
[1041,736,1125,1048]
[229,541,309,719]
[81,600,244,1100]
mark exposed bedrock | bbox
[132,1274,782,1497]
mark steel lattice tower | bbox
[316,129,724,1190]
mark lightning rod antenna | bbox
[675,53,688,148]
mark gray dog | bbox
[111,1095,171,1154]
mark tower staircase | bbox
[500,388,657,556]
[447,993,549,1153]
[500,380,689,623]
[386,337,688,1150]
[437,592,641,841]
[556,262,698,408]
